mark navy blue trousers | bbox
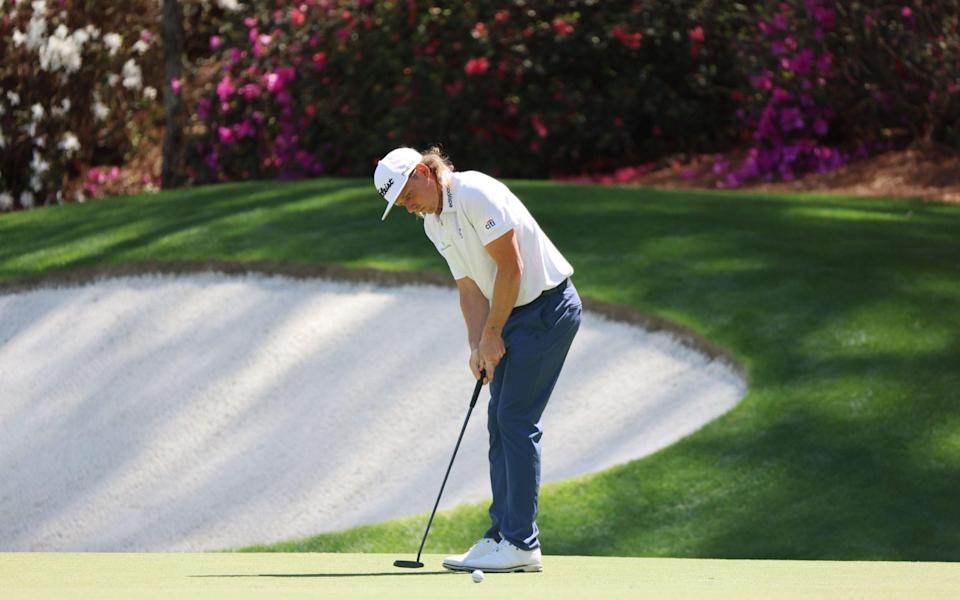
[483,279,581,551]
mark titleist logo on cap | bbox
[378,177,395,198]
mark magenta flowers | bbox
[720,0,845,187]
[216,76,235,102]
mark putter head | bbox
[394,559,424,569]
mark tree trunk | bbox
[161,0,186,189]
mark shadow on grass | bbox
[2,179,959,560]
[0,179,401,276]
[539,328,960,561]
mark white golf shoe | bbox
[442,538,500,571]
[453,538,543,573]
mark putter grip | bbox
[470,370,486,408]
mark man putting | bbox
[374,146,581,573]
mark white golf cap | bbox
[374,147,421,221]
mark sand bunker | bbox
[0,273,745,551]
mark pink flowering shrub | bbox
[831,1,960,148]
[720,0,960,187]
[189,0,740,181]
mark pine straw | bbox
[599,146,960,204]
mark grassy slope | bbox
[1,180,958,560]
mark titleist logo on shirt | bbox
[378,178,395,198]
[446,185,454,208]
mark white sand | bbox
[0,274,745,551]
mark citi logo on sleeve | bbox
[378,178,395,198]
[484,219,496,230]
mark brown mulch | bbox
[582,146,960,204]
[53,139,960,208]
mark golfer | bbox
[374,146,581,573]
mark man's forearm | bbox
[483,264,522,336]
[460,288,490,350]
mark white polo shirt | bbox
[423,171,574,307]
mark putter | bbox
[394,370,486,569]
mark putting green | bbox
[3,553,958,599]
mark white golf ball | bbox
[471,569,485,583]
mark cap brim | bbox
[381,199,397,221]
[379,165,415,222]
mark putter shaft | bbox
[404,372,486,567]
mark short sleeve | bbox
[461,183,517,247]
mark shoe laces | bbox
[471,538,495,552]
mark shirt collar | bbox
[441,181,458,213]
[431,179,457,226]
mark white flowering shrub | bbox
[0,0,162,211]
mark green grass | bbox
[4,553,959,600]
[2,179,959,561]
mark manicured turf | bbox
[3,553,959,600]
[1,180,959,561]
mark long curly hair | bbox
[420,145,455,189]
